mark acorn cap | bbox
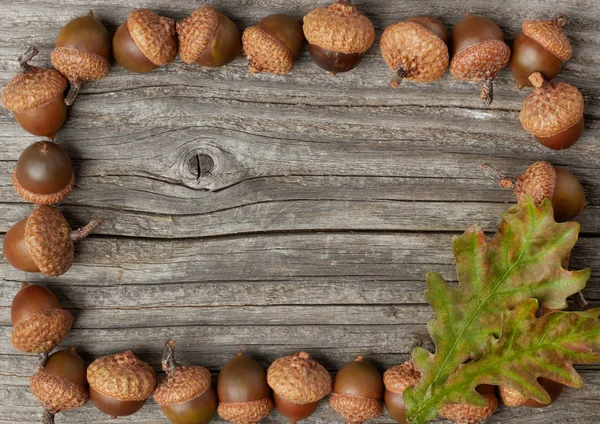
[176,6,220,64]
[383,361,420,394]
[154,365,212,406]
[13,169,75,206]
[303,0,375,54]
[25,206,74,277]
[217,397,274,424]
[514,161,556,206]
[50,48,110,82]
[329,392,382,423]
[380,21,449,83]
[439,393,498,424]
[1,66,67,113]
[128,9,178,66]
[11,308,73,353]
[267,351,332,404]
[242,25,295,75]
[450,39,510,81]
[520,72,584,137]
[499,386,526,407]
[87,351,156,401]
[30,371,89,414]
[523,17,572,62]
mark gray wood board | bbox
[0,0,599,422]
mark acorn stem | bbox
[162,340,178,374]
[481,164,517,190]
[528,72,545,89]
[390,68,407,89]
[41,411,55,424]
[70,218,103,241]
[64,81,84,106]
[480,79,493,106]
[555,15,568,29]
[18,45,39,73]
[36,352,49,372]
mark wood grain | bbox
[0,0,599,422]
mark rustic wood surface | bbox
[0,0,599,422]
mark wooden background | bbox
[0,0,599,422]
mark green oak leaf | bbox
[426,299,600,413]
[404,198,591,424]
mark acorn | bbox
[511,16,572,89]
[50,11,111,105]
[113,9,178,74]
[481,161,586,223]
[242,14,304,75]
[3,206,102,276]
[439,385,498,424]
[329,356,383,424]
[500,378,564,408]
[449,13,511,105]
[383,361,420,423]
[177,6,242,67]
[87,350,157,418]
[30,347,89,424]
[217,351,274,424]
[520,72,584,150]
[10,283,73,354]
[380,16,449,88]
[267,351,332,423]
[1,46,67,139]
[154,340,217,424]
[303,0,375,75]
[12,141,74,205]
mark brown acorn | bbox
[177,6,242,67]
[330,356,383,424]
[113,9,178,74]
[242,14,305,75]
[383,361,420,423]
[450,13,511,105]
[511,16,572,89]
[520,72,584,150]
[267,351,332,423]
[380,16,449,88]
[303,0,375,75]
[154,340,217,424]
[50,11,111,105]
[439,385,498,424]
[30,347,89,424]
[500,378,564,408]
[11,283,73,354]
[87,350,157,418]
[3,206,102,276]
[13,141,74,205]
[1,46,67,139]
[482,161,586,223]
[217,351,274,424]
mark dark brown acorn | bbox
[267,351,332,423]
[113,9,178,74]
[520,72,584,150]
[3,206,102,276]
[482,161,586,222]
[30,347,89,424]
[500,378,564,408]
[380,16,449,88]
[242,14,305,75]
[449,13,511,105]
[303,0,375,75]
[383,361,420,423]
[13,141,74,205]
[87,350,157,418]
[329,356,383,424]
[50,11,111,105]
[11,283,73,354]
[177,6,242,67]
[217,351,274,424]
[154,340,217,424]
[1,46,67,138]
[511,16,572,89]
